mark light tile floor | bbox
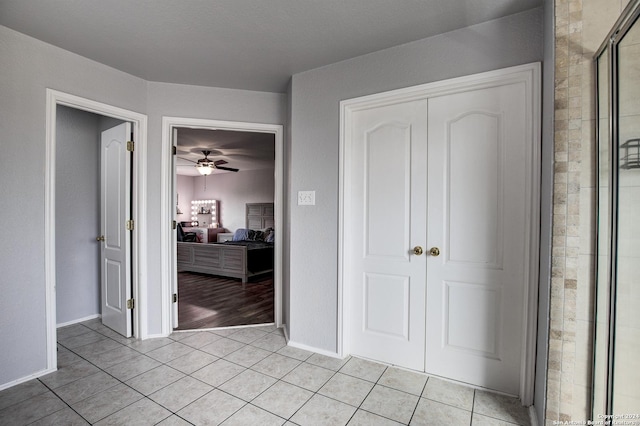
[0,319,530,425]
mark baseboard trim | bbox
[145,333,169,340]
[0,367,57,392]
[286,339,343,359]
[56,314,101,328]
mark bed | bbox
[177,203,274,287]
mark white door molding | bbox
[160,117,284,335]
[45,89,148,371]
[338,63,541,404]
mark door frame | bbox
[338,63,540,404]
[45,89,148,370]
[160,117,284,334]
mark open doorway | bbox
[174,128,276,329]
[45,90,148,371]
[160,117,284,335]
[55,106,128,332]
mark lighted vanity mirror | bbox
[190,200,219,227]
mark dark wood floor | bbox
[175,271,274,330]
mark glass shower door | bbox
[593,45,610,418]
[593,1,640,418]
[611,12,640,413]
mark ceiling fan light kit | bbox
[194,150,239,175]
[196,163,214,175]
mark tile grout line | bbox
[408,374,430,425]
[470,389,476,426]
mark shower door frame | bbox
[593,0,640,417]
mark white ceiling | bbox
[0,0,542,93]
[175,128,274,176]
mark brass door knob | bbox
[413,246,423,256]
[96,235,105,242]
[429,247,440,257]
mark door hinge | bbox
[173,293,177,303]
[127,141,135,152]
[172,146,177,155]
[126,220,135,231]
[172,220,177,230]
[126,298,135,309]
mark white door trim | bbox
[160,117,284,335]
[45,89,148,371]
[338,63,540,404]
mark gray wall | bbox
[534,0,555,422]
[145,82,287,336]
[55,106,101,324]
[288,8,545,351]
[0,25,147,386]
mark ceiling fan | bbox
[189,150,239,175]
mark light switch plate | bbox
[298,190,315,205]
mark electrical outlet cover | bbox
[298,190,315,205]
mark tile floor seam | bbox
[192,388,247,424]
[471,389,477,426]
[52,363,172,425]
[420,394,476,412]
[49,375,122,406]
[245,402,290,424]
[33,378,96,425]
[346,363,412,425]
[278,366,341,424]
[407,374,431,425]
[78,393,148,425]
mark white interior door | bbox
[100,122,132,337]
[425,84,528,395]
[348,99,428,370]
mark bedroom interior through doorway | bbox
[174,127,276,330]
[160,117,284,335]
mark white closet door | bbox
[348,99,428,370]
[425,83,528,395]
[100,122,132,337]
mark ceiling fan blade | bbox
[177,156,198,164]
[215,166,239,172]
[213,159,228,166]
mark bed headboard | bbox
[246,203,275,230]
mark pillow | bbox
[266,229,275,243]
[232,228,251,241]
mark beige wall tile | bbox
[582,0,622,53]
